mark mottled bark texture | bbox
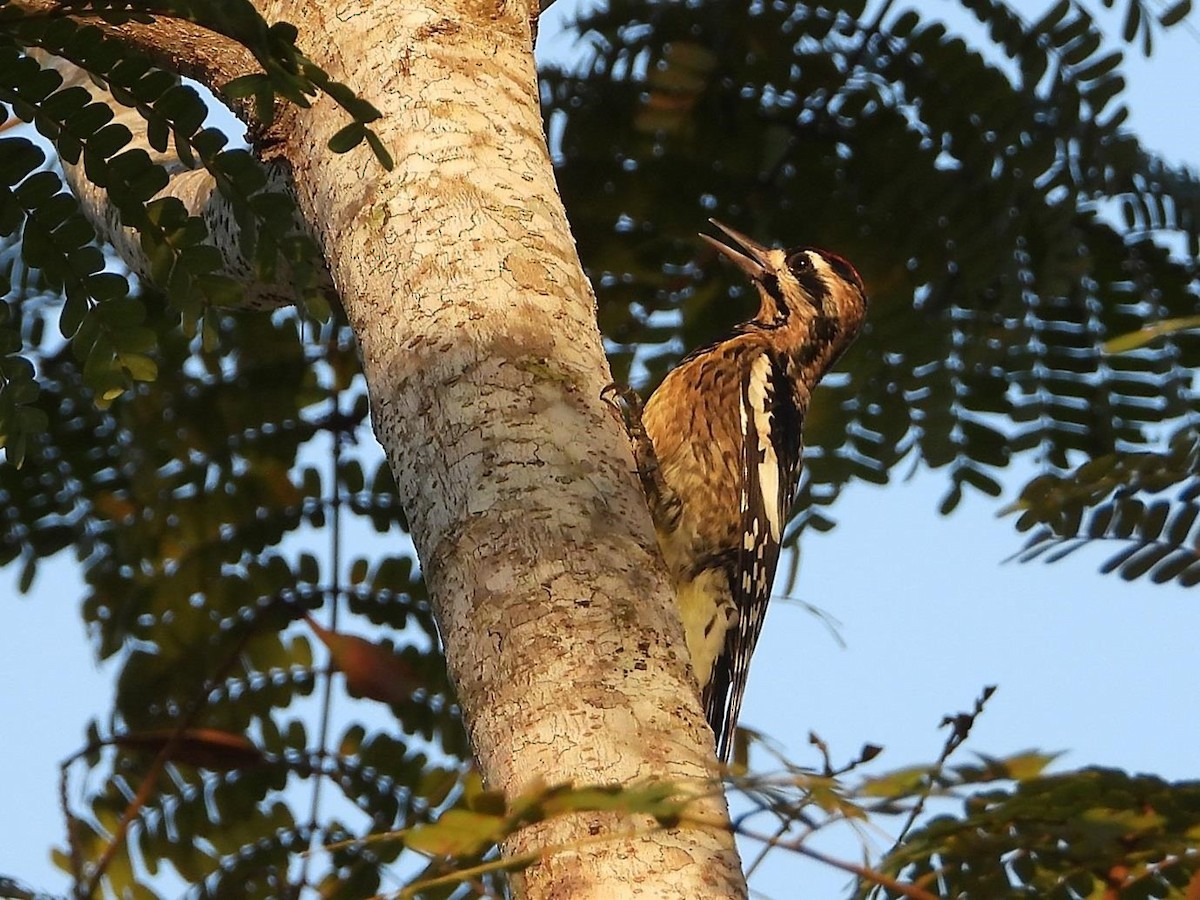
[42,0,749,893]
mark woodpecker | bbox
[614,220,868,763]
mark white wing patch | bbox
[738,375,751,524]
[746,353,781,540]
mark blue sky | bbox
[4,3,1200,898]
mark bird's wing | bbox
[706,350,803,762]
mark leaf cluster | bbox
[32,0,392,165]
[1011,426,1200,585]
[727,703,1198,900]
[2,308,469,897]
[871,768,1200,899]
[0,0,391,461]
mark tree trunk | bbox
[260,0,745,893]
[41,0,749,893]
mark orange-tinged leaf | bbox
[111,728,263,771]
[92,492,138,522]
[305,615,420,706]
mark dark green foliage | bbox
[869,768,1200,898]
[1012,427,1200,585]
[28,0,390,163]
[0,0,391,459]
[3,307,468,895]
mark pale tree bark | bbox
[23,0,750,896]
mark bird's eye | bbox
[787,252,813,274]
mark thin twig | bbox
[794,841,939,900]
[58,757,82,889]
[743,817,794,880]
[299,393,346,891]
[893,685,996,848]
[866,685,996,900]
[739,826,939,900]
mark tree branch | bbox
[11,0,265,128]
[26,46,329,310]
[739,827,939,900]
[10,2,334,310]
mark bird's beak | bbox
[699,219,769,281]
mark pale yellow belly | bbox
[673,568,737,690]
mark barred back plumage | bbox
[633,220,868,762]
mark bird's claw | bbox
[602,381,643,413]
[602,382,648,434]
[603,383,680,530]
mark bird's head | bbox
[700,219,868,365]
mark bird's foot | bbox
[602,382,681,532]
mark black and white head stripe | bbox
[783,248,866,305]
[790,248,864,291]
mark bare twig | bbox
[867,685,996,900]
[739,826,939,900]
[58,757,82,888]
[743,817,796,881]
[894,685,996,848]
[298,393,348,891]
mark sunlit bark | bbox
[34,0,749,894]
